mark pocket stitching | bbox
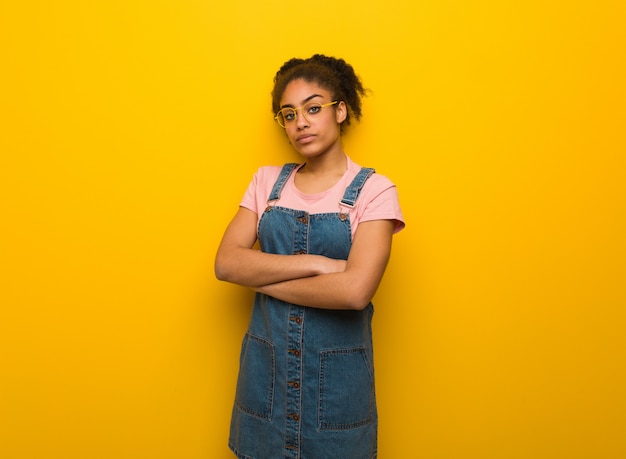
[318,347,375,430]
[235,333,275,421]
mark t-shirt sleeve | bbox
[239,166,282,216]
[239,170,260,214]
[356,174,406,234]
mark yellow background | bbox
[1,1,625,458]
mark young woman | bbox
[215,54,405,459]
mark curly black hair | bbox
[271,54,367,129]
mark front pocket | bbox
[319,347,375,430]
[234,333,275,420]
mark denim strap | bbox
[267,163,299,202]
[340,167,375,208]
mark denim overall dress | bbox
[229,163,378,459]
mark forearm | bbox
[255,271,377,311]
[254,220,396,310]
[215,246,345,288]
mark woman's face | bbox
[278,79,347,159]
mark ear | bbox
[335,101,348,124]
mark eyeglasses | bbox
[274,101,338,128]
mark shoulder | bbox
[253,164,283,179]
[346,157,396,192]
[241,164,301,212]
[359,172,400,214]
[347,161,405,232]
[366,171,396,192]
[251,163,301,186]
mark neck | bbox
[301,151,347,176]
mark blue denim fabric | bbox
[229,164,378,459]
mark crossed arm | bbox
[214,207,395,310]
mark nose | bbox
[295,109,309,129]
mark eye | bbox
[306,103,322,115]
[282,109,296,122]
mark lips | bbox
[296,134,316,144]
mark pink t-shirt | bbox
[240,157,405,238]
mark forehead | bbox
[280,79,330,105]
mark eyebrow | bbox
[280,93,324,109]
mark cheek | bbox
[285,126,297,139]
[284,127,299,145]
[326,120,342,138]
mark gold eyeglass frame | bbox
[274,101,339,128]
